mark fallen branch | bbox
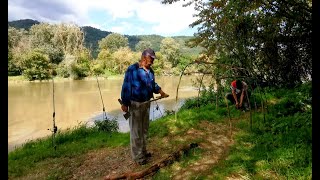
[104,143,199,180]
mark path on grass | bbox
[71,120,238,179]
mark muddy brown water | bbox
[8,76,199,153]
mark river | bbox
[8,76,199,153]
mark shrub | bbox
[94,118,119,133]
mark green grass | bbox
[202,82,312,179]
[8,82,312,179]
[8,122,129,178]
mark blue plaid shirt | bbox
[121,62,161,106]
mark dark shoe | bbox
[145,152,152,158]
[136,159,147,165]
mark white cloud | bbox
[8,0,198,36]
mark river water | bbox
[8,76,199,153]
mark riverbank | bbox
[8,75,124,84]
[8,82,312,179]
[8,75,199,155]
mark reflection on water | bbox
[8,76,199,153]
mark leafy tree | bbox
[8,27,28,75]
[135,40,152,52]
[8,27,32,75]
[162,0,312,88]
[51,23,85,55]
[151,52,165,75]
[29,23,54,47]
[93,49,113,75]
[160,37,181,67]
[112,47,136,74]
[21,50,51,81]
[98,33,129,53]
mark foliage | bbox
[160,37,181,67]
[81,26,112,58]
[9,19,203,59]
[93,118,119,133]
[151,52,165,75]
[213,82,312,179]
[8,27,31,75]
[98,33,129,53]
[112,47,137,74]
[162,0,312,88]
[8,19,40,30]
[52,23,86,55]
[21,50,52,81]
[135,40,152,52]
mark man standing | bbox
[225,79,250,111]
[120,48,169,165]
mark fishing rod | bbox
[96,76,107,120]
[48,75,57,150]
[118,95,168,120]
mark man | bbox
[225,79,250,111]
[120,48,169,165]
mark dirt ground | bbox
[70,120,238,180]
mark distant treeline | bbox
[8,20,202,80]
[8,19,203,58]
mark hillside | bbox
[8,19,203,58]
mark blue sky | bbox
[8,0,199,37]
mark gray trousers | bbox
[129,100,150,162]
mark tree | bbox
[51,23,85,55]
[162,0,312,87]
[8,27,29,75]
[135,40,152,52]
[21,50,52,81]
[112,47,136,74]
[160,37,181,67]
[8,27,32,75]
[98,33,129,53]
[29,23,66,64]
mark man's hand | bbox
[235,102,240,109]
[159,89,169,98]
[121,104,128,112]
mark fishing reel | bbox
[47,125,58,134]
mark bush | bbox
[94,118,119,133]
[22,51,51,81]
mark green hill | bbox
[8,19,203,58]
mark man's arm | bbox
[239,90,244,107]
[120,69,132,112]
[232,89,239,108]
[239,82,248,107]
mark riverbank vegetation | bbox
[8,82,311,179]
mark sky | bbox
[8,0,199,37]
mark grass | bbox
[8,82,312,179]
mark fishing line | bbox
[48,76,57,150]
[154,99,163,118]
[96,76,107,120]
